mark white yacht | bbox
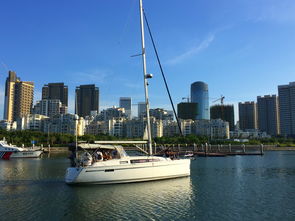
[65,143,190,184]
[65,0,191,185]
[0,139,43,159]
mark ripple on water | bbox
[61,177,193,220]
[1,152,295,221]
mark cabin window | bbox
[105,169,114,172]
[130,158,161,164]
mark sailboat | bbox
[65,0,191,185]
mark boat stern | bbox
[0,151,13,160]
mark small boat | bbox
[184,151,194,158]
[0,139,43,159]
[0,141,14,160]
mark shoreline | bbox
[41,146,295,152]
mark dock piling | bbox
[260,144,264,155]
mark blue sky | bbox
[1,0,295,120]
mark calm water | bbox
[1,151,295,221]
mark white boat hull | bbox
[10,150,43,158]
[65,157,190,184]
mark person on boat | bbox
[102,150,112,160]
[164,149,170,158]
[93,150,103,162]
[111,149,118,159]
[81,152,92,166]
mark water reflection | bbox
[64,177,193,220]
[0,158,42,181]
[1,152,295,220]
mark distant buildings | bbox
[17,114,49,131]
[238,102,258,130]
[149,108,174,121]
[177,102,198,120]
[4,67,295,140]
[210,104,234,131]
[98,107,127,121]
[42,83,68,106]
[3,71,34,122]
[119,97,132,119]
[190,81,209,120]
[0,120,17,131]
[75,84,99,118]
[137,102,146,118]
[278,82,295,137]
[257,95,280,136]
[44,114,84,136]
[163,119,229,139]
[230,129,270,139]
[33,99,67,118]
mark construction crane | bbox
[212,95,225,120]
[213,95,225,105]
[182,97,190,102]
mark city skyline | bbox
[1,0,295,119]
[0,70,294,122]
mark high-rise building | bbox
[33,99,66,118]
[42,83,68,106]
[257,95,280,136]
[149,108,174,121]
[238,101,258,130]
[3,71,34,121]
[190,81,209,120]
[278,82,295,137]
[98,107,127,121]
[177,102,198,120]
[75,84,99,118]
[210,104,235,131]
[119,97,132,119]
[138,102,146,118]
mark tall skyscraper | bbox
[3,71,34,121]
[42,83,68,106]
[138,102,146,118]
[238,101,258,130]
[190,81,209,120]
[119,97,132,119]
[75,84,99,117]
[257,95,280,136]
[278,82,295,136]
[177,102,198,120]
[210,104,235,131]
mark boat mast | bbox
[75,91,78,163]
[139,0,152,155]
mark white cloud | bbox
[166,34,215,65]
[124,82,142,89]
[69,68,112,84]
[250,0,295,23]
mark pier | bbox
[152,143,265,157]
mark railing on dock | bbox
[153,143,265,157]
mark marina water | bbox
[1,151,295,220]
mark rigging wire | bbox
[118,0,137,45]
[143,10,183,136]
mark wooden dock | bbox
[154,143,265,157]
